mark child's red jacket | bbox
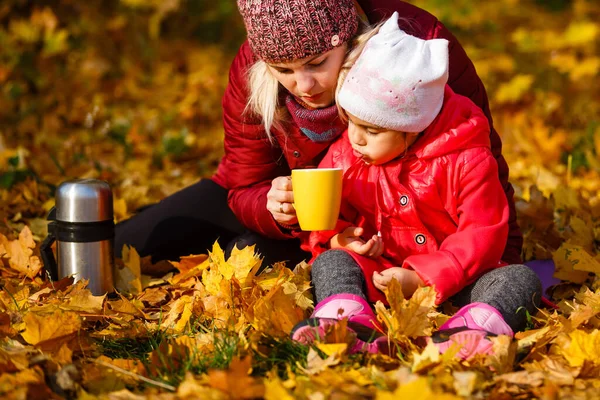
[303,86,509,305]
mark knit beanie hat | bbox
[337,12,449,133]
[237,0,358,63]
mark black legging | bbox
[114,179,310,270]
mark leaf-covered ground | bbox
[1,0,600,399]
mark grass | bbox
[96,321,318,389]
[97,324,173,361]
[251,335,311,378]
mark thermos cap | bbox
[55,179,114,223]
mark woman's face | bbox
[266,44,348,108]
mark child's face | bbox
[347,113,420,165]
[266,44,348,109]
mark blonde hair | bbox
[245,61,283,139]
[244,17,413,142]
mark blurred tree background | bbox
[0,0,247,230]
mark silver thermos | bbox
[41,179,115,295]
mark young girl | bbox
[292,13,542,359]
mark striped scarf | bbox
[285,95,347,143]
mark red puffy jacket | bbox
[212,0,522,264]
[304,87,509,304]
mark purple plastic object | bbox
[524,259,561,301]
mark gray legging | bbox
[311,250,542,333]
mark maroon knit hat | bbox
[237,0,359,63]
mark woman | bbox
[115,0,522,269]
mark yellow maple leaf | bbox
[0,366,45,394]
[303,347,343,375]
[137,287,169,307]
[21,309,81,346]
[378,377,461,400]
[107,294,144,317]
[53,343,73,365]
[209,241,234,280]
[0,227,43,278]
[114,245,142,295]
[252,284,305,337]
[264,374,295,400]
[568,287,600,328]
[523,356,577,386]
[177,372,230,399]
[282,281,313,311]
[316,343,348,357]
[174,254,209,275]
[561,329,600,367]
[160,295,193,333]
[171,254,210,285]
[452,371,479,398]
[411,341,441,373]
[552,185,580,212]
[574,286,600,309]
[65,286,106,314]
[202,265,224,296]
[376,281,437,339]
[227,244,263,286]
[0,344,35,372]
[565,215,595,252]
[552,242,593,284]
[208,357,265,399]
[485,335,517,374]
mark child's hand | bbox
[372,267,423,297]
[330,226,384,258]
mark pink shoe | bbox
[312,293,382,331]
[432,303,513,359]
[291,294,387,354]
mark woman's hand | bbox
[267,176,298,226]
[330,226,384,258]
[372,267,423,297]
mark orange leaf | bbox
[0,227,43,278]
[21,310,81,346]
[208,357,264,399]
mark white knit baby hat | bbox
[337,12,449,133]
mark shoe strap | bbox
[294,317,384,343]
[431,326,497,344]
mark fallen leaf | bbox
[114,245,142,295]
[21,309,81,346]
[207,357,264,399]
[0,227,43,278]
[561,329,600,367]
[376,282,437,340]
[303,347,342,375]
[553,242,592,284]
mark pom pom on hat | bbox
[237,0,358,63]
[337,12,449,132]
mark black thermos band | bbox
[48,220,115,243]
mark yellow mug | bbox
[291,168,343,231]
